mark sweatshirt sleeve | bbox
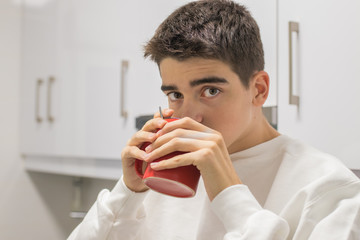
[211,181,360,240]
[211,184,290,239]
[67,176,148,240]
[287,180,360,240]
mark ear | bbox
[251,71,270,106]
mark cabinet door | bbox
[278,0,360,169]
[20,0,60,155]
[54,0,132,158]
[20,0,189,160]
[62,0,189,159]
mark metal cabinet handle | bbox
[289,21,300,106]
[47,76,55,122]
[120,60,129,118]
[35,78,43,123]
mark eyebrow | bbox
[190,77,228,87]
[161,84,178,91]
[161,77,228,92]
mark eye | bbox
[167,92,183,101]
[202,87,220,98]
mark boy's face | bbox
[159,57,261,153]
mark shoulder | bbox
[266,135,360,212]
[279,135,356,182]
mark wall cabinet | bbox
[20,0,278,179]
[20,0,187,178]
[277,0,360,169]
[21,0,359,174]
[20,0,60,156]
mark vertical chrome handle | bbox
[35,78,43,123]
[120,60,128,118]
[289,21,300,106]
[47,76,55,122]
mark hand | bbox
[120,108,174,192]
[143,117,242,201]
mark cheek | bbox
[203,108,241,143]
[216,112,245,146]
[208,98,253,146]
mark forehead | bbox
[159,57,240,86]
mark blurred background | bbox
[1,0,359,239]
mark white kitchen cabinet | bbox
[20,0,60,156]
[20,0,279,178]
[277,0,360,169]
[20,0,189,178]
[60,0,191,159]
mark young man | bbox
[68,0,360,239]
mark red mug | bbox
[135,118,201,198]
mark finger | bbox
[144,137,215,163]
[153,108,174,118]
[126,130,157,147]
[141,117,167,132]
[150,144,226,171]
[150,151,193,170]
[121,145,147,166]
[157,117,214,137]
[150,148,221,171]
[146,128,216,153]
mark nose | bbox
[179,101,203,123]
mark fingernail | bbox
[157,119,166,127]
[150,162,159,169]
[156,130,163,137]
[145,145,152,153]
[148,133,156,140]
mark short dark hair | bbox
[144,0,264,88]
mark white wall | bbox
[0,1,116,239]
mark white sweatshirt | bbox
[68,135,360,239]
